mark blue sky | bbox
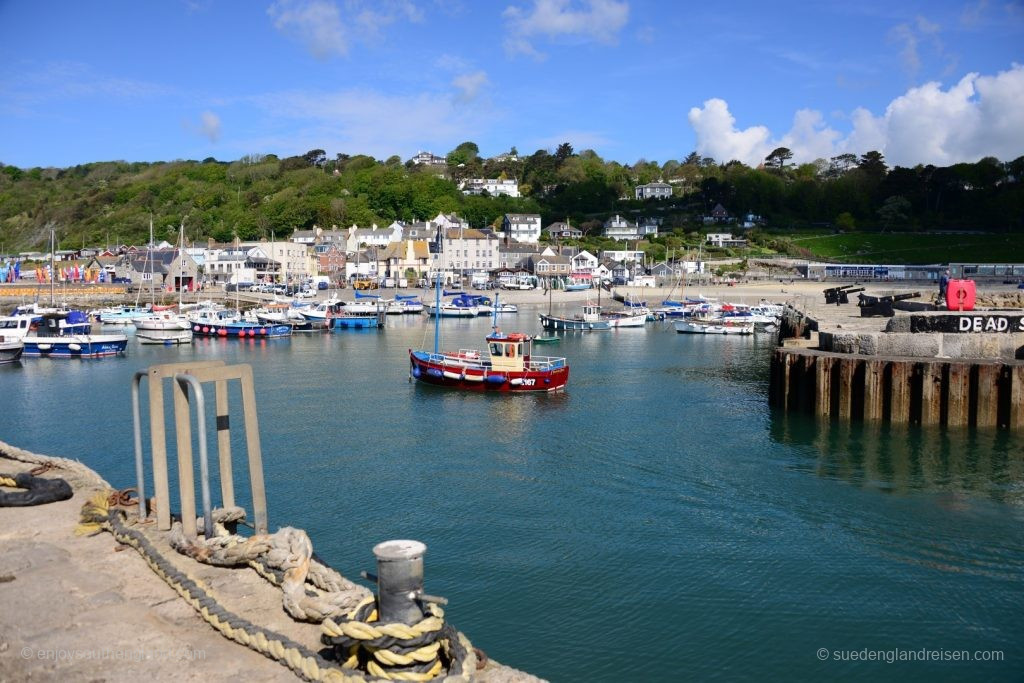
[1,0,1022,170]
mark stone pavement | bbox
[0,442,542,683]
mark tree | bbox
[877,195,911,232]
[828,153,858,178]
[302,149,327,167]
[555,142,574,162]
[446,141,479,167]
[765,147,793,171]
[858,151,887,179]
[682,151,700,166]
[835,212,856,231]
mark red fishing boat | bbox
[410,237,569,392]
[409,330,569,392]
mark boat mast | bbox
[433,223,443,355]
[178,218,186,310]
[149,217,155,308]
[49,229,55,307]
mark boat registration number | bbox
[521,379,536,386]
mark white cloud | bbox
[889,14,945,78]
[687,98,772,164]
[199,111,221,143]
[687,64,1024,168]
[240,86,490,161]
[268,0,348,59]
[0,62,176,117]
[452,71,489,102]
[355,0,424,38]
[267,0,422,59]
[503,0,630,58]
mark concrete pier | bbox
[0,440,544,682]
[771,291,1024,430]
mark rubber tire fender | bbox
[0,472,73,506]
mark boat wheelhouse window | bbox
[517,343,524,357]
[490,342,503,356]
[506,344,516,358]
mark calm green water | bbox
[1,306,1022,681]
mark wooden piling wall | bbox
[770,348,1024,430]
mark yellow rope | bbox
[78,492,472,682]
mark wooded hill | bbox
[1,144,1021,264]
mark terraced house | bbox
[502,213,542,244]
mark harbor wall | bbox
[773,305,1024,430]
[770,348,1024,429]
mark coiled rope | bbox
[322,597,473,681]
[77,492,475,681]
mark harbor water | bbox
[1,305,1021,681]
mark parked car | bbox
[296,288,316,299]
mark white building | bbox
[346,223,402,251]
[569,250,599,281]
[600,249,645,264]
[460,178,521,198]
[604,215,640,241]
[635,182,673,200]
[256,240,317,281]
[502,214,542,244]
[440,228,501,273]
[410,151,447,166]
[706,233,748,248]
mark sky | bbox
[1,0,1023,170]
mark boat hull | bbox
[603,313,648,328]
[22,335,128,357]
[136,331,193,345]
[329,315,383,329]
[425,306,477,318]
[674,320,754,335]
[539,313,610,331]
[190,322,291,338]
[134,317,190,331]
[0,340,24,363]
[409,351,569,392]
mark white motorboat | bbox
[136,329,193,345]
[674,319,754,335]
[134,309,190,331]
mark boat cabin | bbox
[578,304,602,322]
[0,314,37,340]
[486,332,531,371]
[37,311,91,337]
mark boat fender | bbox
[427,367,444,378]
[68,343,82,352]
[0,472,73,507]
[485,374,507,384]
[411,365,422,379]
[509,377,524,386]
[37,344,52,351]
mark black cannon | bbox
[857,292,921,317]
[824,284,865,305]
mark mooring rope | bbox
[76,493,475,681]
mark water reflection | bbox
[771,413,1024,506]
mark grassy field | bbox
[781,231,1024,264]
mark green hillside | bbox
[2,147,1022,259]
